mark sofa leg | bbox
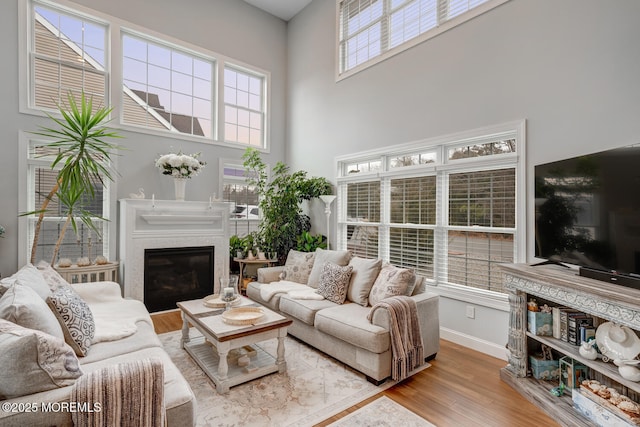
[365,376,385,386]
[425,352,437,362]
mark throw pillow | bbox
[368,263,417,306]
[37,260,73,292]
[0,263,51,300]
[315,262,353,304]
[279,250,316,285]
[0,318,83,399]
[47,286,95,357]
[306,248,352,288]
[346,257,382,306]
[0,283,64,338]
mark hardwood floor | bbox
[152,310,558,427]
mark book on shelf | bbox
[559,308,583,342]
[568,313,594,345]
[579,325,596,345]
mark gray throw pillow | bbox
[0,263,51,300]
[315,262,353,304]
[346,257,382,306]
[279,250,316,285]
[0,319,82,399]
[47,286,95,357]
[307,248,352,288]
[0,283,64,338]
[368,263,416,306]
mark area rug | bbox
[327,396,435,427]
[159,329,429,427]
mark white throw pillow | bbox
[0,283,64,339]
[346,257,382,306]
[0,319,82,399]
[306,248,352,288]
[0,263,51,300]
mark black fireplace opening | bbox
[144,246,214,312]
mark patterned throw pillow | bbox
[306,248,352,288]
[279,250,316,285]
[47,286,95,357]
[0,318,82,399]
[315,262,354,304]
[368,263,417,306]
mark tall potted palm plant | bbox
[25,91,122,265]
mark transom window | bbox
[337,0,509,78]
[337,122,524,295]
[122,33,214,138]
[30,3,107,109]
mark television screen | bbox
[534,145,640,275]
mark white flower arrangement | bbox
[155,152,206,178]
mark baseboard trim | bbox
[440,327,507,361]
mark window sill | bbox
[427,282,509,312]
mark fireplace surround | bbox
[119,199,230,308]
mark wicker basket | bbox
[203,294,240,308]
[222,307,264,325]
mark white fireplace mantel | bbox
[118,199,231,302]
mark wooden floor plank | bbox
[152,310,558,426]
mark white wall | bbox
[0,0,287,276]
[286,0,640,356]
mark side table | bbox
[234,257,277,293]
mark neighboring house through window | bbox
[336,121,525,300]
[221,160,260,237]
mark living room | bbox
[1,0,639,425]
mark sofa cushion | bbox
[0,283,64,338]
[47,286,96,357]
[315,262,353,304]
[368,263,416,306]
[346,257,382,306]
[307,248,352,288]
[279,294,337,326]
[0,263,51,300]
[279,250,316,284]
[315,304,390,354]
[0,319,83,399]
[37,261,73,292]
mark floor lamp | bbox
[319,195,337,249]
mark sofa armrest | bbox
[370,292,440,359]
[257,266,286,284]
[70,281,123,304]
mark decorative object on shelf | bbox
[560,356,588,391]
[57,258,72,268]
[76,257,91,267]
[319,194,336,249]
[613,359,640,382]
[577,380,640,425]
[94,255,109,265]
[155,151,206,201]
[129,188,145,199]
[595,322,640,362]
[579,338,599,360]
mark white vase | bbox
[174,178,186,201]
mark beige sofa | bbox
[246,249,440,384]
[0,265,195,427]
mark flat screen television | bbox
[534,145,640,285]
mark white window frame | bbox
[223,64,267,147]
[335,0,511,81]
[19,0,271,150]
[17,131,117,266]
[335,120,526,308]
[219,158,262,238]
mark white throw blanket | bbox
[91,300,147,343]
[288,289,325,300]
[260,281,311,302]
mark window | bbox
[224,66,265,146]
[30,2,107,109]
[337,122,524,296]
[122,33,214,138]
[337,0,509,77]
[221,160,260,237]
[25,139,111,263]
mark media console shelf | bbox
[501,263,640,427]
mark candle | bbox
[152,194,155,204]
[223,287,234,298]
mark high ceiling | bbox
[242,0,312,21]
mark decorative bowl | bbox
[221,307,264,326]
[203,294,240,308]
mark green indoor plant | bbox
[25,91,122,264]
[242,148,332,263]
[295,231,327,252]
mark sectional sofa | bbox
[246,249,440,383]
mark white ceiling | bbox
[242,0,312,21]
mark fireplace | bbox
[144,246,214,312]
[119,199,230,305]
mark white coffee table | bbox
[177,296,292,393]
